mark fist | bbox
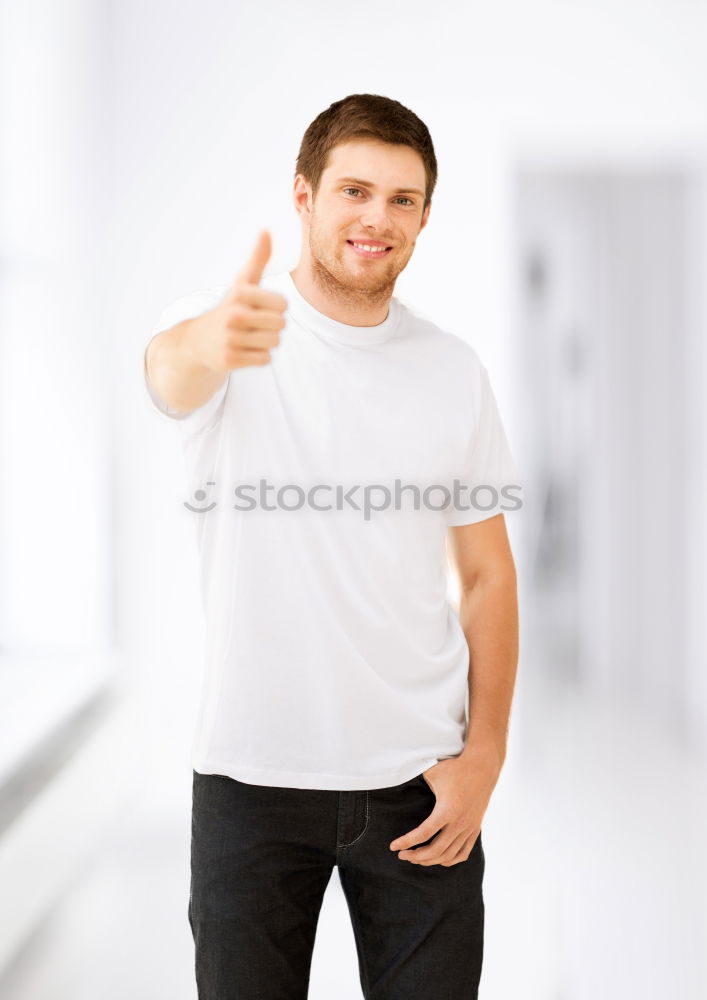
[193,229,288,372]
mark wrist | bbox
[180,315,213,375]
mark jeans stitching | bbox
[336,791,370,849]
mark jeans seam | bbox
[336,791,370,849]
[342,869,372,999]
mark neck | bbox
[289,258,394,327]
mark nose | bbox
[358,198,393,235]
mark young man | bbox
[144,93,520,999]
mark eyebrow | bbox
[334,176,425,197]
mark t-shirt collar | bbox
[282,270,400,347]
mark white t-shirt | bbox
[144,270,521,790]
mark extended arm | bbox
[145,317,228,415]
[144,230,286,415]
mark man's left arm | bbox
[449,511,519,779]
[389,511,519,866]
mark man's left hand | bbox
[388,750,502,867]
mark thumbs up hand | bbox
[192,229,288,373]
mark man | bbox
[144,93,520,999]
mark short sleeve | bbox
[444,363,522,526]
[143,287,230,433]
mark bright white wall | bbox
[0,0,112,650]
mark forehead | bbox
[323,139,426,187]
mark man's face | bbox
[299,139,430,298]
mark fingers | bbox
[215,229,287,371]
[400,827,468,866]
[233,284,288,312]
[225,302,285,347]
[400,827,479,867]
[390,815,440,852]
[231,229,272,294]
[232,329,280,349]
[230,348,272,367]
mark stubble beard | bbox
[308,220,412,313]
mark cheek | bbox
[338,207,364,228]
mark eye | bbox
[343,187,415,207]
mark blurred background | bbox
[1,0,705,997]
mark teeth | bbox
[352,242,388,253]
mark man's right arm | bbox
[143,229,287,417]
[144,316,228,416]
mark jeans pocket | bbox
[417,772,435,794]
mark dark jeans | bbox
[189,768,485,999]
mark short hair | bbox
[294,93,437,213]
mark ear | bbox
[293,174,314,221]
[419,200,431,233]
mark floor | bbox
[0,665,704,1000]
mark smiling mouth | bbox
[346,240,393,258]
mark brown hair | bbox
[294,93,437,214]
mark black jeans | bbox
[189,768,485,999]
